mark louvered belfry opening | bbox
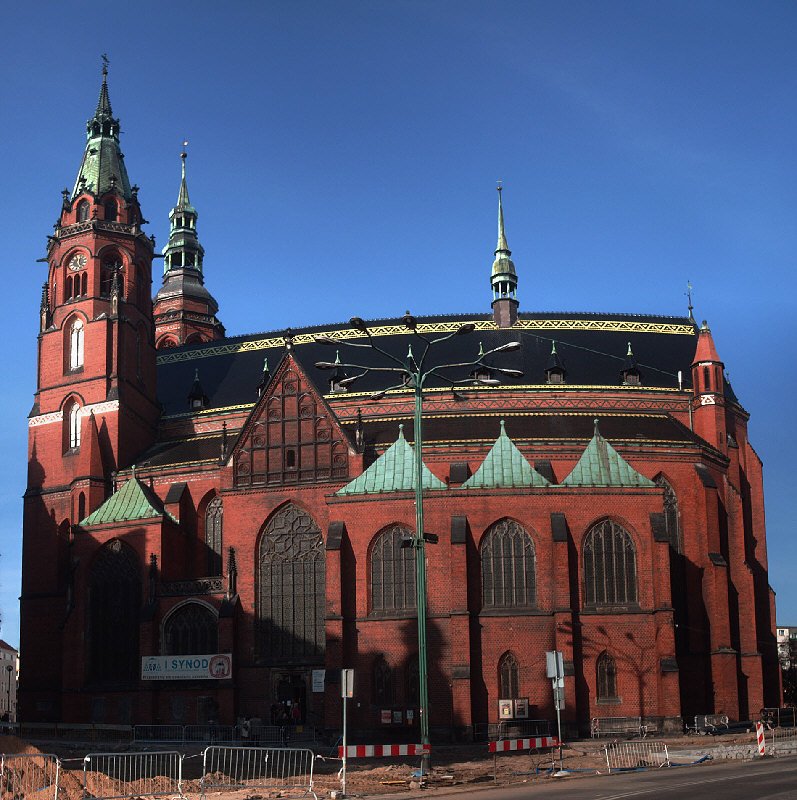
[481,519,536,608]
[163,602,218,655]
[88,540,141,684]
[256,504,325,662]
[370,525,416,614]
[583,519,638,606]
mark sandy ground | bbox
[0,731,757,799]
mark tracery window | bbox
[480,519,536,608]
[655,475,681,552]
[77,200,90,222]
[69,319,84,370]
[256,504,325,662]
[499,651,520,699]
[205,497,223,576]
[373,656,394,706]
[583,519,638,606]
[88,540,140,684]
[596,651,618,700]
[370,525,416,614]
[163,602,218,655]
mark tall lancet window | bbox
[69,319,84,370]
[205,497,223,576]
[655,475,682,552]
[68,403,81,450]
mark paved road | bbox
[426,755,797,799]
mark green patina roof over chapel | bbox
[336,425,447,496]
[462,420,550,489]
[562,419,656,487]
[81,475,175,526]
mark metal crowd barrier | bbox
[604,741,670,772]
[768,726,797,756]
[591,716,647,738]
[200,746,317,800]
[687,714,729,734]
[0,752,60,800]
[83,751,183,800]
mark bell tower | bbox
[153,147,224,348]
[22,64,160,720]
[691,320,727,453]
[491,184,519,328]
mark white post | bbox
[342,693,348,797]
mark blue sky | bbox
[1,1,795,648]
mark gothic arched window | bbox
[499,651,520,699]
[88,540,141,684]
[100,254,121,298]
[69,319,84,371]
[373,656,394,706]
[77,200,90,222]
[655,475,681,552]
[66,402,81,450]
[584,520,638,606]
[481,519,536,608]
[104,200,117,222]
[205,497,223,576]
[370,525,416,614]
[163,602,218,655]
[256,504,325,662]
[597,651,618,700]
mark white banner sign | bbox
[141,654,232,681]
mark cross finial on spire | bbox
[686,280,695,323]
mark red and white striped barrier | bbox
[756,721,766,756]
[339,744,431,758]
[489,736,559,753]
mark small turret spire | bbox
[96,55,112,118]
[177,142,191,208]
[491,183,519,328]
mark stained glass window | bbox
[584,520,637,606]
[370,525,416,614]
[481,519,536,608]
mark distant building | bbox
[20,68,780,737]
[777,626,797,669]
[0,641,18,722]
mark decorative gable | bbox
[461,420,550,489]
[562,419,655,488]
[232,352,350,488]
[336,425,447,496]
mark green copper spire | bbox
[160,148,204,276]
[176,142,194,211]
[71,62,133,201]
[491,184,518,299]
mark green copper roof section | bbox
[562,419,656,488]
[71,67,133,201]
[336,425,447,496]
[175,148,196,213]
[81,475,175,526]
[461,420,550,489]
[491,185,517,282]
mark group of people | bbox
[271,700,302,727]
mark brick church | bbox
[20,69,780,737]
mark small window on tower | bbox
[69,319,84,371]
[104,200,117,222]
[77,200,90,222]
[285,449,297,469]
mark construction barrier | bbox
[767,725,797,756]
[604,741,670,772]
[591,716,648,738]
[488,736,560,752]
[200,746,317,800]
[0,752,60,800]
[756,721,766,756]
[83,751,183,800]
[338,744,430,758]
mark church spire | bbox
[71,60,132,201]
[491,183,519,328]
[152,147,225,348]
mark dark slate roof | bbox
[137,435,223,469]
[343,412,703,449]
[155,312,698,417]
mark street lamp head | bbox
[485,341,521,354]
[455,323,476,335]
[475,378,501,385]
[314,361,338,370]
[313,335,339,346]
[495,367,524,378]
[349,317,369,333]
[336,374,362,387]
[369,389,388,401]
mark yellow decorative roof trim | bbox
[157,319,695,365]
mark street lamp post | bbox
[316,316,522,770]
